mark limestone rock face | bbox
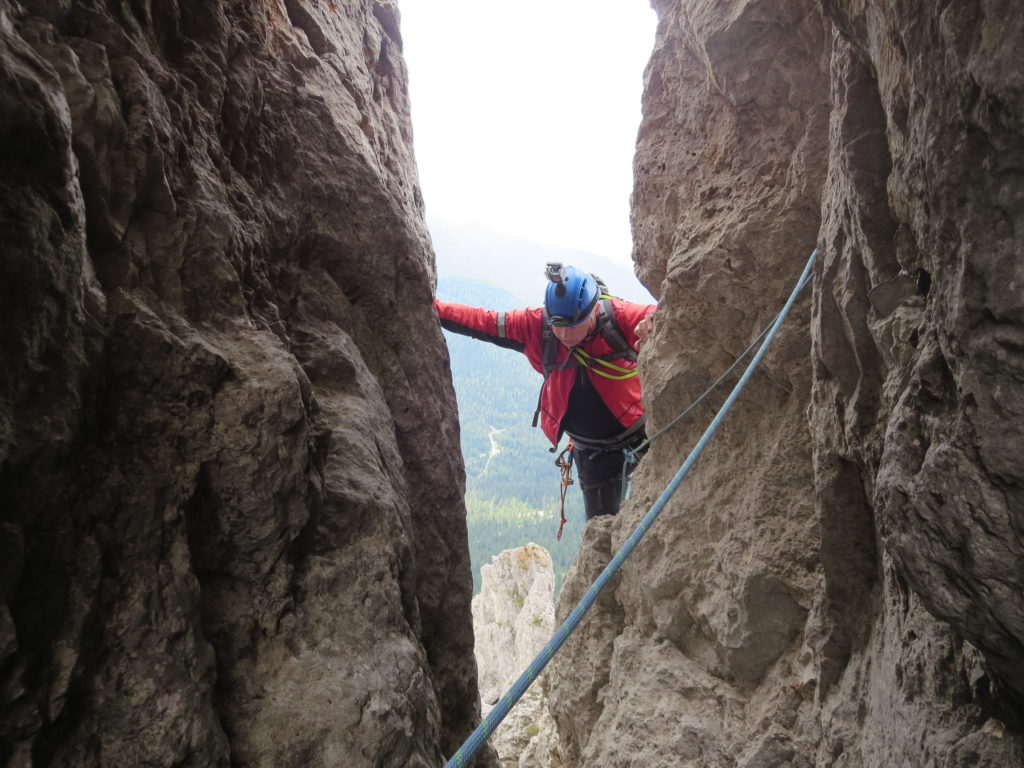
[472,545,564,767]
[548,1,1023,766]
[0,1,483,766]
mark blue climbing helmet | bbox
[544,263,599,326]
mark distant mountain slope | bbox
[431,216,656,305]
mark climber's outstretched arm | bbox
[434,299,533,353]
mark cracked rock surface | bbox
[0,1,484,766]
[548,1,1023,766]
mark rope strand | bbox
[444,250,818,768]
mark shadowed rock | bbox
[0,1,485,765]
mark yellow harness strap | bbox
[571,348,639,380]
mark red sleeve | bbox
[435,299,499,335]
[435,300,539,351]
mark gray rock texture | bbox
[548,1,1023,766]
[3,0,1022,765]
[472,545,564,768]
[0,1,485,766]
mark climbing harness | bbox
[571,347,638,380]
[443,249,818,768]
[537,287,642,523]
[554,441,575,541]
[552,415,647,534]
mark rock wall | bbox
[473,544,563,768]
[0,1,483,766]
[548,1,1023,766]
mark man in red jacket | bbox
[436,263,656,520]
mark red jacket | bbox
[436,298,656,445]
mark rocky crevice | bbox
[2,0,1022,765]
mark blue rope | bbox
[445,250,818,768]
[617,269,814,503]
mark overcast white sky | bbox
[401,1,658,267]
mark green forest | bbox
[438,277,585,594]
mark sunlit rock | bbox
[473,544,565,767]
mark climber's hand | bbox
[634,312,655,347]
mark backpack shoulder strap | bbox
[534,302,636,428]
[595,298,637,363]
[540,308,561,376]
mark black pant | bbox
[572,435,646,520]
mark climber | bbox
[435,263,656,520]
